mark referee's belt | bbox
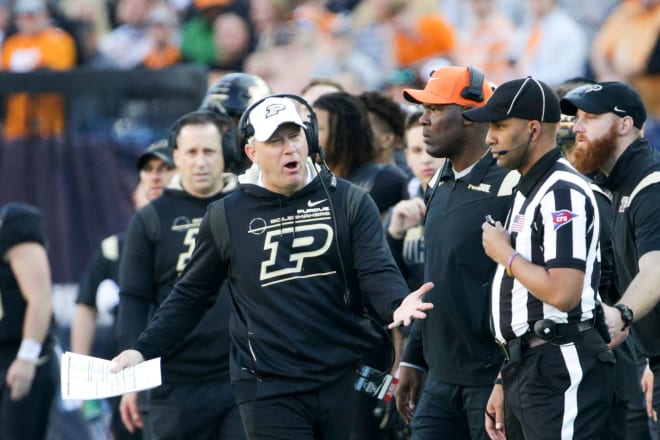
[500,320,594,362]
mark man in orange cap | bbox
[394,66,518,439]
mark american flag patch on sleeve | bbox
[510,214,526,233]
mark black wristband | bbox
[493,377,503,385]
[614,304,634,330]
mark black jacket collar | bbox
[603,138,652,192]
[441,152,497,185]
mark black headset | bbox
[168,110,240,170]
[460,66,486,103]
[237,93,321,158]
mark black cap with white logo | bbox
[560,82,647,129]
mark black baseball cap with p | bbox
[463,76,561,123]
[137,139,175,171]
[559,81,646,129]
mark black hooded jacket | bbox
[134,165,409,402]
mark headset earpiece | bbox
[238,93,321,157]
[302,108,319,156]
[237,107,251,147]
[167,120,179,150]
[461,66,486,103]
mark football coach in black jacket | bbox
[111,95,433,439]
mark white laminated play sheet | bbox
[60,351,161,400]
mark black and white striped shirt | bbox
[492,149,600,343]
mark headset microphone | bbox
[494,147,521,156]
[493,129,535,156]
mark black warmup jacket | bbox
[118,174,237,383]
[601,139,660,360]
[135,165,409,403]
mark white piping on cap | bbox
[506,77,531,117]
[506,76,547,121]
[530,77,546,121]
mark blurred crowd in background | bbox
[0,0,658,127]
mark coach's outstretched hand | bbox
[388,282,434,329]
[110,349,145,373]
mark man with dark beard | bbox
[561,81,660,437]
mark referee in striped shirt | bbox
[463,77,616,440]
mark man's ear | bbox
[462,105,474,126]
[619,116,634,135]
[381,131,396,149]
[529,120,541,140]
[245,143,257,164]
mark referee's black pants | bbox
[501,328,615,440]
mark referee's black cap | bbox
[560,82,647,129]
[463,76,561,123]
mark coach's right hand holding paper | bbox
[110,349,145,372]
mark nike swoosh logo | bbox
[307,199,327,207]
[613,106,626,113]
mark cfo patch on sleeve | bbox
[551,210,578,230]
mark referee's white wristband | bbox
[17,339,42,364]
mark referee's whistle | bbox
[485,215,496,226]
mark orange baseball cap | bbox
[403,66,493,107]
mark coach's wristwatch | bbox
[614,304,634,331]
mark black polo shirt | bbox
[402,153,518,386]
[601,138,660,359]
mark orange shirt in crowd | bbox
[143,46,181,69]
[592,0,660,80]
[394,15,455,67]
[454,12,515,86]
[1,27,77,140]
[592,0,660,116]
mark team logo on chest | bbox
[618,196,630,213]
[551,209,578,230]
[249,206,335,286]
